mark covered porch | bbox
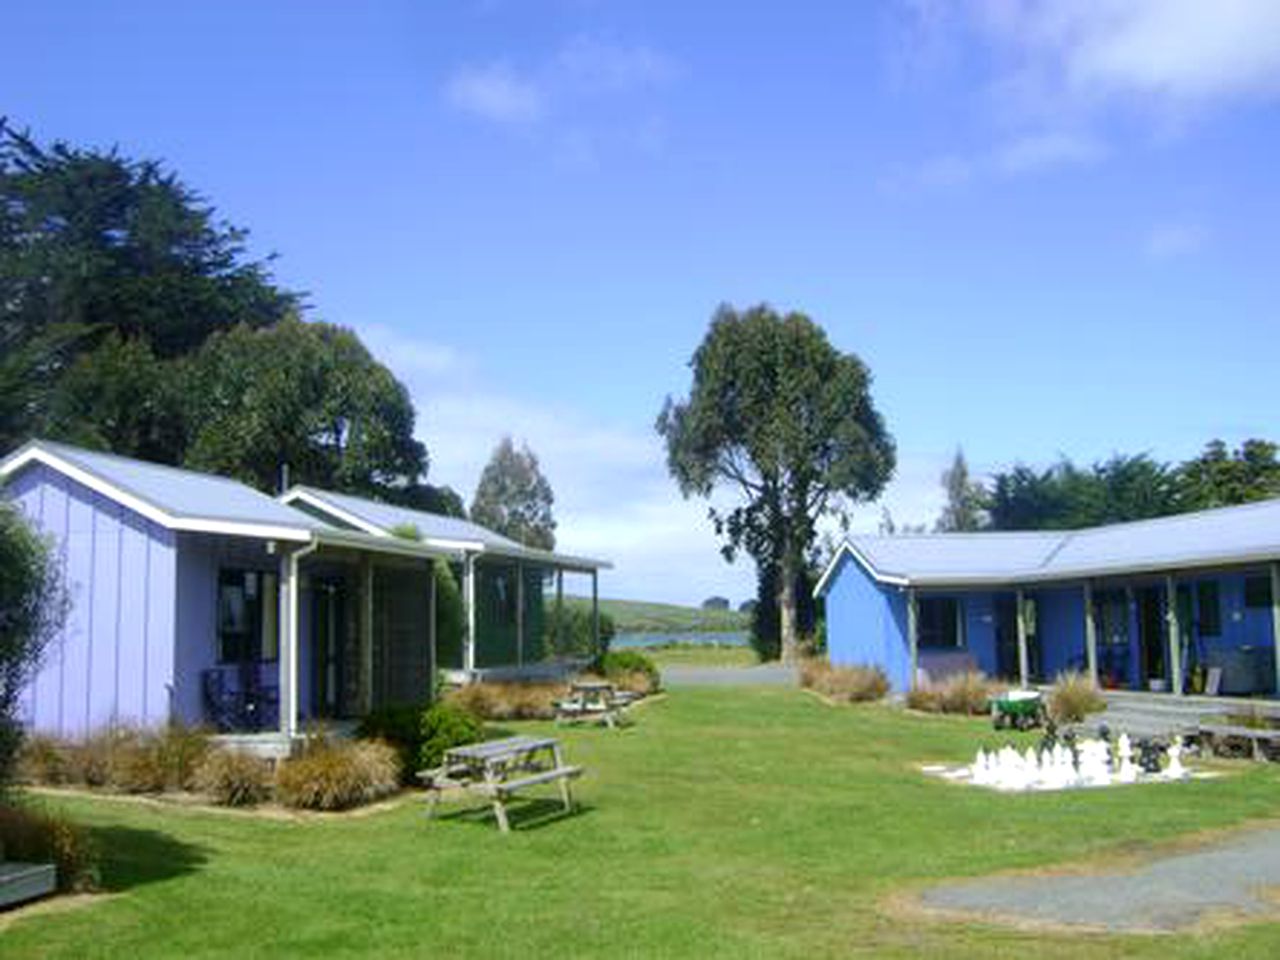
[903,560,1280,699]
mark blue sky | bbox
[6,1,1280,605]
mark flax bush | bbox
[799,660,889,703]
[0,804,98,891]
[1046,671,1105,724]
[275,738,401,811]
[193,749,273,807]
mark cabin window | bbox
[1095,590,1129,646]
[918,597,962,649]
[1196,581,1221,637]
[217,569,279,663]
[1245,575,1273,609]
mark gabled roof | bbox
[0,439,317,542]
[280,485,611,571]
[817,497,1280,594]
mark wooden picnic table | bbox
[557,681,633,728]
[419,735,582,833]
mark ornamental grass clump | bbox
[906,672,995,715]
[275,739,401,811]
[0,804,99,892]
[193,749,273,807]
[446,682,565,721]
[799,660,889,703]
[1047,671,1105,724]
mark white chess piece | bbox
[1116,733,1137,784]
[1166,738,1186,780]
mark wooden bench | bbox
[478,765,583,833]
[1197,723,1280,761]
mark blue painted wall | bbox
[1035,587,1086,680]
[8,463,177,737]
[824,552,912,691]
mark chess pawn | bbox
[1166,739,1186,780]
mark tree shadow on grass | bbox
[434,797,595,834]
[89,825,209,893]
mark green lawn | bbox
[9,688,1280,958]
[644,643,759,667]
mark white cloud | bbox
[555,34,677,94]
[992,131,1107,174]
[1144,222,1206,260]
[443,62,544,125]
[969,0,1280,115]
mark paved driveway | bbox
[920,824,1280,933]
[660,664,798,687]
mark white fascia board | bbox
[1,447,313,543]
[315,529,461,560]
[475,542,613,571]
[813,540,907,598]
[423,537,488,554]
[279,488,390,538]
[1,446,179,530]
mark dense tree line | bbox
[0,120,461,513]
[937,440,1280,532]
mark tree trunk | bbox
[778,553,799,665]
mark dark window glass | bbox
[1196,581,1221,637]
[218,569,279,663]
[1245,575,1273,609]
[918,597,961,649]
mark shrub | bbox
[906,672,995,716]
[192,749,273,807]
[64,727,133,788]
[419,701,485,770]
[16,735,70,785]
[0,804,98,892]
[592,650,660,694]
[445,682,564,721]
[1046,671,1105,724]
[100,723,212,794]
[357,704,428,784]
[544,604,616,659]
[276,739,401,811]
[799,660,888,703]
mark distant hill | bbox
[560,596,750,634]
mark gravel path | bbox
[660,664,799,687]
[920,825,1280,933]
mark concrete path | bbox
[920,825,1280,933]
[660,664,799,687]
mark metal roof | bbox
[0,439,318,541]
[819,498,1280,592]
[280,485,611,571]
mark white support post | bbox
[516,562,525,668]
[592,570,600,656]
[555,569,564,653]
[1016,589,1030,689]
[1270,563,1280,700]
[279,550,301,739]
[906,589,919,691]
[1083,581,1098,687]
[361,557,374,714]
[1166,574,1183,696]
[463,554,477,675]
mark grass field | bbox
[8,688,1280,958]
[563,595,749,634]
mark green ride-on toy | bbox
[989,689,1046,731]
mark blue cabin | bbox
[0,440,609,754]
[816,505,1280,699]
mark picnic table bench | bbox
[554,680,635,728]
[418,735,582,833]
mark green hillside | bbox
[560,596,749,634]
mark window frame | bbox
[217,568,280,665]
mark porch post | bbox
[361,557,374,714]
[1270,563,1280,699]
[555,569,564,652]
[906,589,919,691]
[463,554,477,675]
[516,561,525,668]
[592,569,600,656]
[1016,589,1029,689]
[1083,581,1099,687]
[279,550,300,739]
[1166,574,1182,696]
